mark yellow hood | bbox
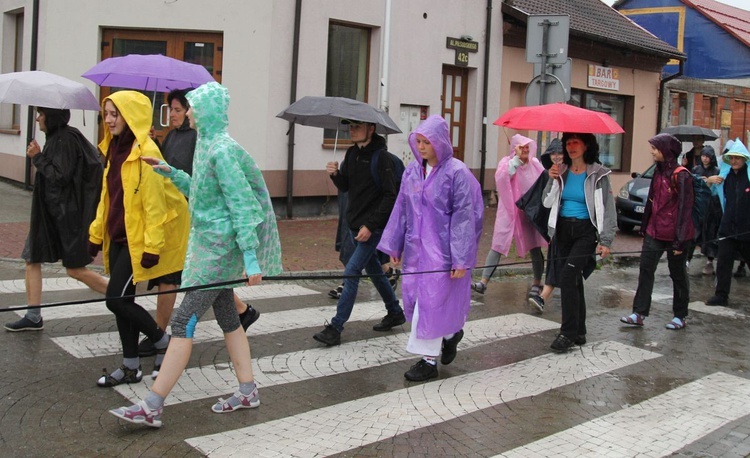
[99,91,157,156]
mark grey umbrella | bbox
[0,70,100,110]
[661,125,718,141]
[277,96,401,135]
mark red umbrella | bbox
[494,102,624,134]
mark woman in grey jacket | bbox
[542,132,617,353]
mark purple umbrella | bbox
[81,54,215,93]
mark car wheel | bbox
[618,221,635,232]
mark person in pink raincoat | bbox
[379,115,483,382]
[472,134,548,304]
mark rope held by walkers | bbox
[2,230,747,313]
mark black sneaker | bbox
[574,335,586,346]
[4,316,43,332]
[97,365,143,387]
[240,304,260,331]
[372,311,406,331]
[138,337,157,357]
[386,268,401,291]
[440,329,464,365]
[550,334,575,353]
[706,295,728,306]
[328,285,343,299]
[313,324,341,346]
[404,359,439,382]
[528,295,544,312]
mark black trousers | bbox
[106,242,164,359]
[715,237,750,300]
[632,235,689,319]
[555,218,598,340]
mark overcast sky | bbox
[601,0,748,10]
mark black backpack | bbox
[370,149,406,191]
[672,166,711,238]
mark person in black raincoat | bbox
[5,107,108,332]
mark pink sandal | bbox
[620,313,644,326]
[665,317,686,330]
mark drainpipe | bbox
[285,0,302,219]
[379,0,392,114]
[479,0,492,192]
[24,0,40,188]
[656,60,684,133]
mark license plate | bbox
[635,205,645,214]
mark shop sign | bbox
[587,64,620,91]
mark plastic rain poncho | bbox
[168,82,283,287]
[379,115,483,339]
[492,134,547,256]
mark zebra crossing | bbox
[1,271,750,457]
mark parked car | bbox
[615,163,655,232]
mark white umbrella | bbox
[0,71,100,110]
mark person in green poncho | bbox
[109,82,283,428]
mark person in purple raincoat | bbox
[379,115,483,382]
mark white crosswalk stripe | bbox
[113,313,560,406]
[600,284,747,319]
[185,341,661,457]
[496,372,750,457]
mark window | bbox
[570,89,627,170]
[99,28,223,143]
[324,23,370,143]
[0,11,24,132]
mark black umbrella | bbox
[660,125,718,141]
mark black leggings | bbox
[106,242,164,359]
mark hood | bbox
[102,91,154,152]
[723,139,735,155]
[540,138,562,170]
[39,107,70,137]
[701,145,718,168]
[648,133,681,165]
[408,115,453,165]
[186,82,229,136]
[509,134,536,160]
[722,138,750,164]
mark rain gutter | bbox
[479,0,493,191]
[285,0,302,218]
[24,0,40,188]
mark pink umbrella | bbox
[81,54,215,93]
[494,102,624,134]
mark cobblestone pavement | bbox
[1,255,749,457]
[1,180,749,457]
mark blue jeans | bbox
[331,229,401,332]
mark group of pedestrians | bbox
[9,81,750,428]
[6,83,282,428]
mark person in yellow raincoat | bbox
[88,91,189,387]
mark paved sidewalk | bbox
[0,178,644,273]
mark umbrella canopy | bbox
[0,70,100,110]
[660,124,718,141]
[81,54,215,93]
[277,96,401,135]
[494,102,624,134]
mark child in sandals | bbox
[620,133,693,330]
[109,82,283,428]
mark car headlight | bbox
[618,183,631,199]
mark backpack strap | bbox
[671,166,689,189]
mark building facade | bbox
[0,0,502,217]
